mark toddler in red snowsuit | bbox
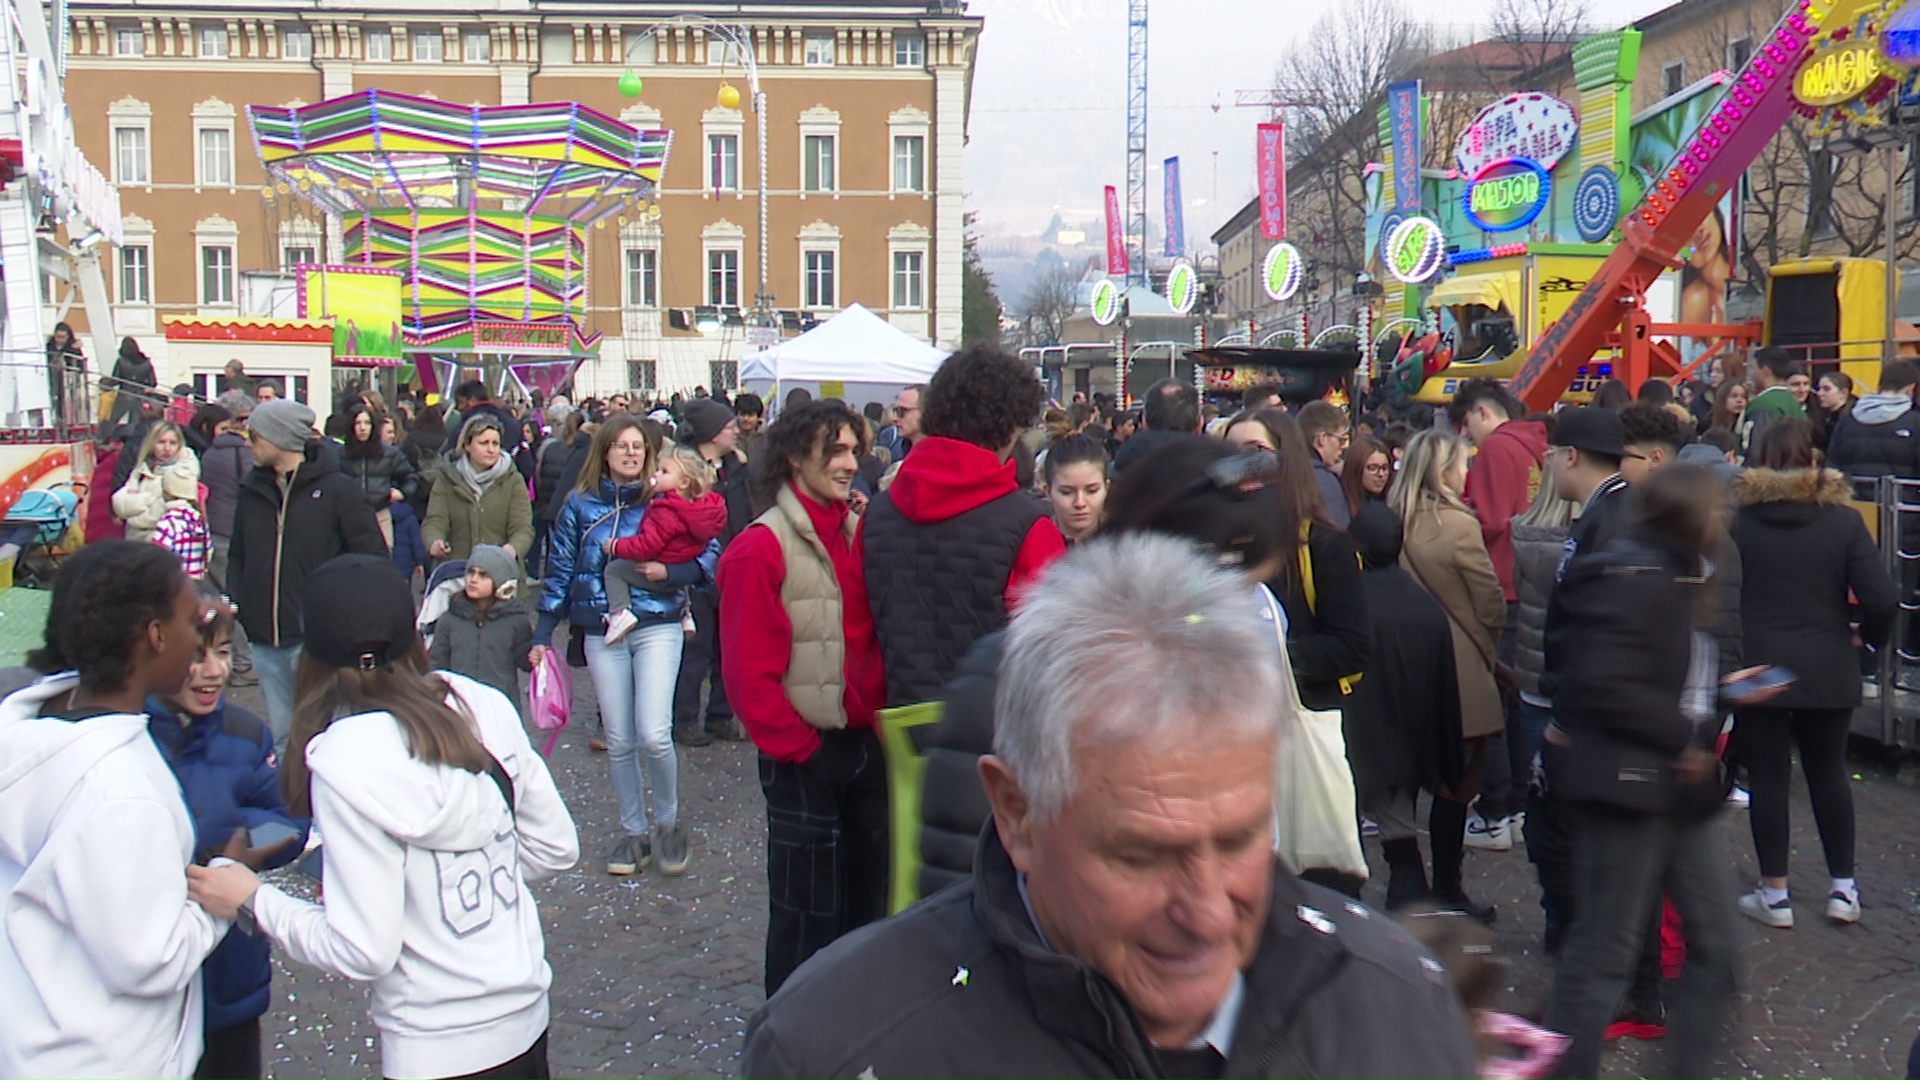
[602,444,727,643]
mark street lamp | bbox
[630,17,775,341]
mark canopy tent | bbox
[740,304,947,392]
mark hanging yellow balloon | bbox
[717,82,741,109]
[648,204,662,221]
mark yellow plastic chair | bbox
[875,702,943,914]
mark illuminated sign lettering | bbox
[1462,158,1550,232]
[1090,278,1120,326]
[474,322,570,352]
[1385,216,1446,284]
[1794,42,1885,106]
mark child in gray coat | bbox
[426,544,533,701]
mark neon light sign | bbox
[1165,261,1199,315]
[1794,41,1886,105]
[1262,243,1303,301]
[1462,157,1550,232]
[1385,216,1446,284]
[1090,278,1120,326]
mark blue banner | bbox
[1163,156,1185,259]
[1387,80,1422,215]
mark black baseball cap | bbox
[299,554,420,671]
[1549,407,1641,461]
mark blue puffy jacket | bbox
[145,699,310,1034]
[390,500,430,579]
[536,477,718,641]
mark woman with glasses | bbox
[1389,429,1508,922]
[1340,434,1394,519]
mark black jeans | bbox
[1480,603,1530,821]
[673,586,732,730]
[760,727,891,995]
[423,1030,549,1080]
[1545,805,1738,1079]
[194,1018,261,1080]
[1734,706,1856,879]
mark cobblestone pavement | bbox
[238,668,1920,1079]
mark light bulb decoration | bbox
[618,70,644,99]
[718,82,741,110]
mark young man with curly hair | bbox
[860,347,1067,707]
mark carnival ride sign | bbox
[1165,261,1199,315]
[1263,243,1303,301]
[1795,40,1887,105]
[473,322,571,353]
[1454,93,1580,177]
[1463,158,1551,232]
[1090,278,1121,326]
[1385,216,1446,284]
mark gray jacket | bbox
[745,825,1479,1078]
[1510,520,1568,698]
[427,592,533,701]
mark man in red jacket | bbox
[717,400,889,997]
[1449,377,1548,851]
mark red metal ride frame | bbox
[1510,0,1842,410]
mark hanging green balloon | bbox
[618,70,643,99]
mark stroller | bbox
[416,559,469,648]
[1,484,81,586]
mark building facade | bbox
[60,0,980,398]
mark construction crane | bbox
[1125,0,1148,287]
[1509,0,1869,409]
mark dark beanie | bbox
[680,398,736,447]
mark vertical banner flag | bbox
[1163,157,1186,258]
[1387,80,1422,214]
[1256,123,1286,240]
[1104,185,1129,276]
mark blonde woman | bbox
[1388,429,1507,921]
[112,421,200,543]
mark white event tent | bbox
[739,304,947,412]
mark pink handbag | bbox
[529,648,571,756]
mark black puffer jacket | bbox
[534,431,587,525]
[745,826,1480,1079]
[1546,533,1721,816]
[1733,467,1897,709]
[341,443,419,511]
[227,441,388,647]
[200,432,253,539]
[1263,522,1370,711]
[1826,394,1920,498]
[1540,475,1630,702]
[1509,519,1568,698]
[918,632,1002,899]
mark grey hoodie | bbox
[1853,391,1916,425]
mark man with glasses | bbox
[876,384,923,466]
[1295,400,1352,528]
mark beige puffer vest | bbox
[757,484,856,730]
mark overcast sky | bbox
[963,0,1684,249]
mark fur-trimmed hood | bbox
[1734,467,1852,508]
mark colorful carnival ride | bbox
[244,90,671,400]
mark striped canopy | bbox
[249,90,670,224]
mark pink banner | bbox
[1104,185,1129,276]
[1257,123,1287,240]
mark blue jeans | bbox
[252,643,302,745]
[585,622,683,836]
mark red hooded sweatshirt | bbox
[608,489,728,565]
[717,484,887,763]
[869,435,1066,612]
[1463,418,1548,602]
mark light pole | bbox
[631,17,774,340]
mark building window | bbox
[282,245,316,269]
[113,126,149,185]
[709,360,738,393]
[282,28,312,59]
[803,134,836,193]
[625,33,656,65]
[365,30,391,60]
[708,133,739,191]
[1727,37,1752,71]
[119,244,150,303]
[894,33,925,67]
[114,27,142,56]
[892,250,925,309]
[625,249,658,307]
[463,32,489,62]
[707,38,742,66]
[201,246,235,305]
[1662,61,1684,96]
[804,34,835,66]
[413,31,443,62]
[804,250,836,309]
[539,28,571,64]
[628,360,657,391]
[198,128,233,186]
[198,26,228,58]
[707,249,740,307]
[893,135,925,193]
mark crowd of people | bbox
[0,337,1907,1079]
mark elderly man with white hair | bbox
[742,533,1479,1078]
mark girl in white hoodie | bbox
[0,540,229,1077]
[189,554,579,1080]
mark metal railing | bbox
[1859,475,1920,746]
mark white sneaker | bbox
[1506,812,1526,845]
[1464,810,1511,851]
[1826,890,1862,925]
[1725,785,1751,808]
[1360,817,1380,838]
[1739,889,1795,929]
[603,609,639,645]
